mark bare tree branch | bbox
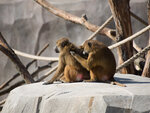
[0,32,35,84]
[131,11,148,26]
[87,15,116,41]
[0,99,6,106]
[35,43,50,66]
[142,0,150,77]
[36,65,58,82]
[0,43,51,90]
[34,0,116,40]
[37,43,49,56]
[0,73,19,90]
[14,49,59,61]
[109,0,134,74]
[0,58,37,90]
[116,45,150,71]
[31,62,55,78]
[109,25,150,50]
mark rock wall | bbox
[0,0,148,99]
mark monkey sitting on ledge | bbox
[70,40,126,87]
[43,38,89,85]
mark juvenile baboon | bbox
[44,38,89,84]
[71,40,126,87]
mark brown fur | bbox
[44,38,89,84]
[71,40,126,87]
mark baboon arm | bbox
[51,65,65,82]
[44,61,65,84]
[87,53,95,69]
[73,54,90,71]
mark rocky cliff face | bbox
[0,0,148,93]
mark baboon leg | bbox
[63,65,72,83]
[83,71,97,82]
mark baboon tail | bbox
[110,78,126,87]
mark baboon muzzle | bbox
[55,46,59,53]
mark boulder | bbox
[1,74,150,113]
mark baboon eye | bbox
[88,42,92,47]
[61,41,68,47]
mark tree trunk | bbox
[109,0,135,74]
[0,32,35,84]
[142,0,150,77]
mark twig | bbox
[0,59,35,90]
[0,73,19,90]
[27,43,50,68]
[130,11,148,26]
[36,65,58,82]
[35,43,50,66]
[37,43,49,56]
[0,81,24,96]
[26,60,37,69]
[116,45,150,71]
[34,0,115,40]
[87,15,115,41]
[31,62,54,77]
[109,25,150,50]
[0,99,6,106]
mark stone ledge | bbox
[1,74,150,113]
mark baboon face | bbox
[55,38,70,53]
[83,40,105,54]
[82,40,93,54]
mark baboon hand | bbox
[70,51,76,56]
[43,81,53,85]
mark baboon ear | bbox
[88,42,92,47]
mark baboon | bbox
[71,40,126,87]
[44,38,89,84]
